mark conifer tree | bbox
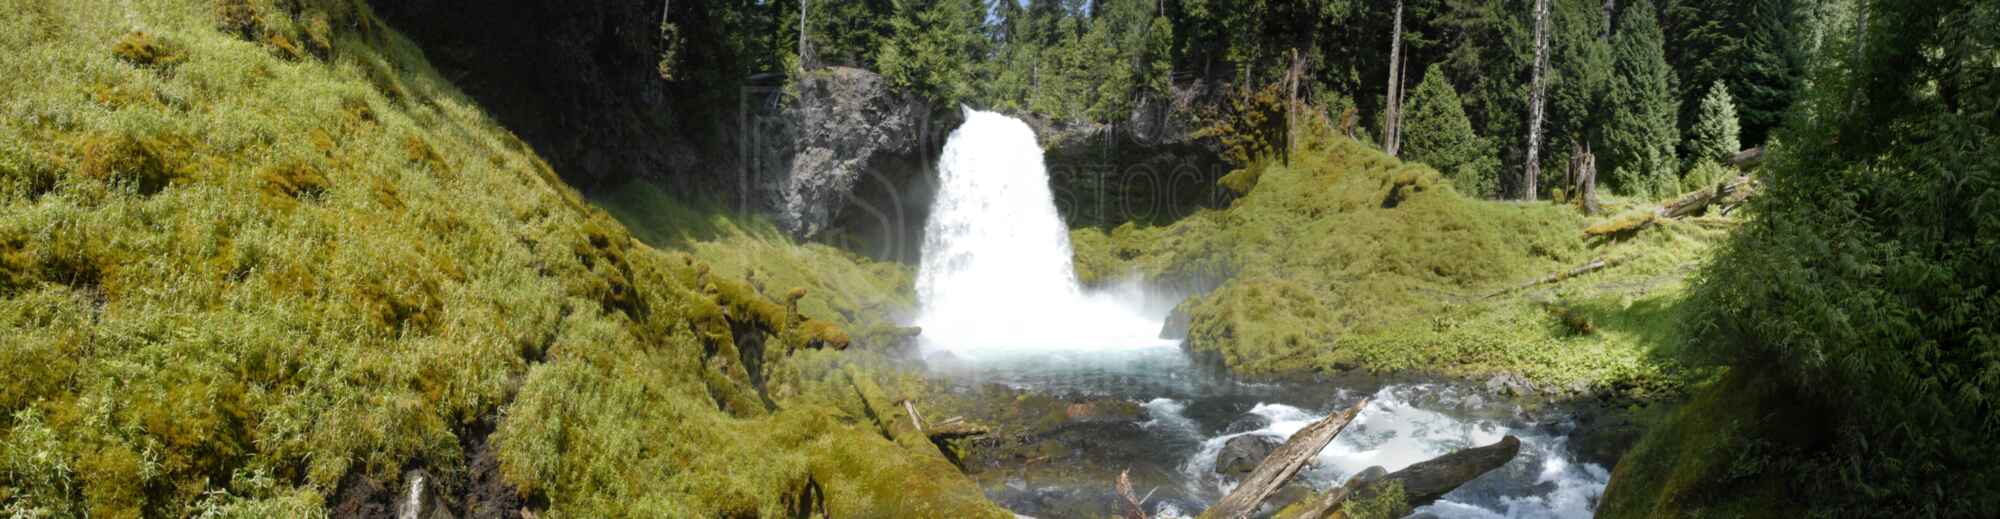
[1402,64,1498,198]
[876,0,987,107]
[1601,0,1679,197]
[1688,80,1740,162]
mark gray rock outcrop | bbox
[768,67,934,240]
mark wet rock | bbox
[333,470,394,518]
[1566,404,1646,467]
[1485,373,1537,397]
[1222,413,1271,435]
[1214,434,1283,476]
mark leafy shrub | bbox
[1199,82,1290,193]
[1679,158,1731,194]
[1653,1,2000,513]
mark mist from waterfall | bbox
[913,108,1172,354]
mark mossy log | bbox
[1487,258,1615,298]
[1584,175,1755,240]
[1202,398,1370,519]
[1659,175,1755,219]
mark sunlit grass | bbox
[0,1,1000,516]
[1072,128,1728,397]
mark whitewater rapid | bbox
[913,108,1170,353]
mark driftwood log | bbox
[1287,436,1523,519]
[1726,147,1765,170]
[1366,435,1521,508]
[1201,399,1370,519]
[1118,469,1150,519]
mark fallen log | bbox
[1582,175,1756,240]
[925,419,990,441]
[1117,469,1149,519]
[1659,175,1754,220]
[1288,436,1523,518]
[1201,398,1370,519]
[1368,435,1521,508]
[1486,258,1614,299]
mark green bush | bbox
[1645,1,2000,513]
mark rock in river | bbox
[1214,434,1283,476]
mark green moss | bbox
[258,160,328,201]
[1597,370,1814,518]
[0,1,1001,515]
[76,130,191,195]
[1075,131,1723,394]
[111,32,184,68]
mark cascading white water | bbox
[914,108,1170,353]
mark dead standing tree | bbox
[1383,0,1406,157]
[1524,0,1550,201]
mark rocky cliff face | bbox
[1029,88,1233,229]
[764,67,937,244]
[371,0,1227,248]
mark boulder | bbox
[1214,434,1284,476]
[1485,373,1537,398]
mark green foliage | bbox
[1679,158,1731,194]
[1196,81,1289,187]
[1400,64,1499,198]
[1597,370,1811,518]
[1601,0,1680,198]
[1072,125,1717,393]
[1662,0,1806,147]
[0,1,1003,516]
[1688,80,1741,163]
[876,0,986,107]
[1624,0,2000,514]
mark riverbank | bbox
[1070,129,1727,403]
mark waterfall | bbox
[914,108,1169,354]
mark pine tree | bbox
[1601,0,1678,197]
[876,0,987,107]
[1402,64,1498,198]
[1688,80,1740,162]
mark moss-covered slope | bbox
[1073,131,1725,395]
[0,1,1001,516]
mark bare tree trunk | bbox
[798,0,809,70]
[1286,49,1305,164]
[1601,0,1617,38]
[1524,0,1550,201]
[1847,0,1868,116]
[1570,139,1601,215]
[1384,0,1405,157]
